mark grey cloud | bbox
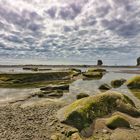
[3,35,23,43]
[46,6,57,18]
[0,0,140,65]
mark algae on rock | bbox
[106,114,130,129]
[57,91,140,131]
[126,76,140,89]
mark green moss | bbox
[57,91,140,131]
[0,72,72,88]
[129,89,140,100]
[126,76,140,89]
[106,115,130,129]
[111,79,126,88]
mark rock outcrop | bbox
[97,60,103,66]
[137,57,140,66]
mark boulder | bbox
[76,93,89,100]
[99,84,112,91]
[57,91,140,131]
[111,79,126,88]
[126,76,140,89]
[106,114,130,129]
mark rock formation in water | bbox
[97,60,103,66]
[137,57,140,66]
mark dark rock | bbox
[76,93,89,99]
[137,57,140,66]
[40,85,69,91]
[37,90,63,98]
[99,84,112,91]
[111,79,126,88]
[97,60,103,66]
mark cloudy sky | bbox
[0,0,140,65]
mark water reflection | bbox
[62,72,140,108]
[0,67,140,108]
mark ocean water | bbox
[0,67,140,108]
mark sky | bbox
[0,0,140,65]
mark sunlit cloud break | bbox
[0,0,140,65]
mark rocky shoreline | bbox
[0,67,140,140]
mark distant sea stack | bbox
[137,57,140,66]
[97,60,103,66]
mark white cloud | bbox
[0,0,140,65]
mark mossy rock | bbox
[87,68,106,73]
[106,115,130,129]
[0,72,72,88]
[76,93,89,100]
[57,91,140,131]
[99,84,112,91]
[83,72,103,80]
[129,89,140,100]
[111,79,126,88]
[126,76,140,89]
